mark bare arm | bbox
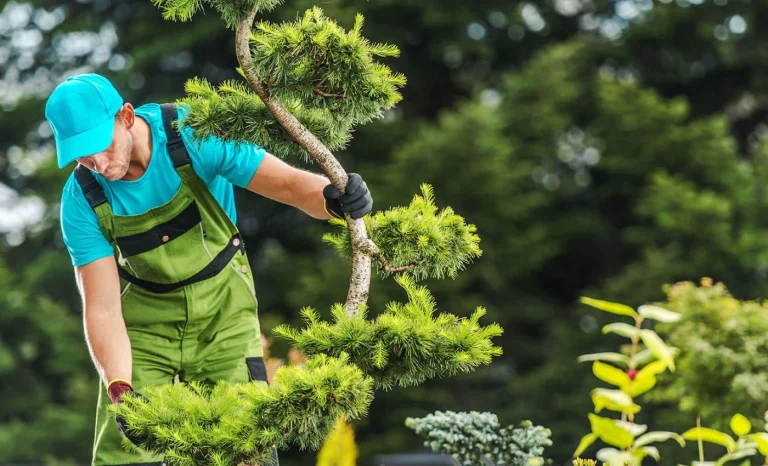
[245,152,333,220]
[75,255,132,389]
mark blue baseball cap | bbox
[45,73,124,168]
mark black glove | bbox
[323,173,373,220]
[115,392,151,446]
[109,380,150,446]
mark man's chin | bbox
[104,171,125,181]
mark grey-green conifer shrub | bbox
[405,411,552,466]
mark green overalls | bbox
[74,104,270,466]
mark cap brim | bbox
[56,117,116,168]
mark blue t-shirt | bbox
[60,103,265,267]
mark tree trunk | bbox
[234,6,372,316]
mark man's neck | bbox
[122,116,152,181]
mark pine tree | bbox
[113,0,503,464]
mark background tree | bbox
[651,279,768,430]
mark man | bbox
[45,73,372,466]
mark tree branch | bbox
[235,6,372,316]
[314,88,344,98]
[357,238,416,273]
[313,76,343,97]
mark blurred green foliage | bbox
[653,280,768,430]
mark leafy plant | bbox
[677,412,768,466]
[573,297,685,466]
[575,288,768,466]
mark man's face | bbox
[76,116,132,181]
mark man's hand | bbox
[323,173,373,220]
[109,379,150,446]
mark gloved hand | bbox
[323,173,373,220]
[108,379,149,446]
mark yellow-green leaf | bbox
[581,297,638,318]
[638,446,661,462]
[577,352,631,366]
[640,329,675,372]
[589,414,634,448]
[602,323,641,339]
[593,361,631,387]
[714,448,757,466]
[615,420,647,437]
[629,349,655,367]
[634,431,686,448]
[682,427,736,453]
[637,305,682,323]
[624,371,657,397]
[573,433,598,458]
[596,448,637,466]
[622,359,666,397]
[591,388,641,414]
[752,433,768,456]
[730,414,751,437]
[639,360,668,376]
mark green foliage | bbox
[177,78,352,161]
[650,280,768,429]
[151,0,284,29]
[110,354,373,466]
[249,7,405,125]
[274,274,502,389]
[0,259,95,463]
[175,7,408,161]
[322,184,482,281]
[404,411,552,466]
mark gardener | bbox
[45,73,373,466]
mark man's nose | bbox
[93,155,108,173]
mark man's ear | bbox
[118,103,136,128]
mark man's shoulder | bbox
[60,170,88,219]
[136,102,193,141]
[60,168,106,212]
[135,102,189,120]
[134,102,162,124]
[61,170,82,197]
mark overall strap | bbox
[117,104,245,293]
[73,164,116,242]
[74,164,107,208]
[157,103,232,228]
[160,103,191,168]
[118,233,246,293]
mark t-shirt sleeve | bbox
[60,177,114,267]
[178,108,266,188]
